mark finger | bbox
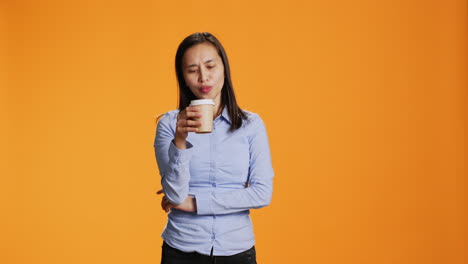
[186,106,200,112]
[163,202,172,213]
[176,119,185,128]
[184,120,202,127]
[163,201,171,213]
[163,199,175,212]
[186,111,202,118]
[156,189,164,195]
[184,127,199,133]
[178,126,199,133]
[177,119,200,127]
[162,196,169,205]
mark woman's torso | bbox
[160,108,257,256]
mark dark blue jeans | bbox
[161,241,257,264]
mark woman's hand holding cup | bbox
[174,106,202,149]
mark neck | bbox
[213,94,222,118]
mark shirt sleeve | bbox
[154,114,193,205]
[195,115,274,215]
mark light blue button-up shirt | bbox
[154,107,274,256]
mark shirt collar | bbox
[219,106,231,124]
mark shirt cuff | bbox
[195,192,213,215]
[168,140,194,165]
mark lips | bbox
[200,86,212,93]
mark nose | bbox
[198,67,209,83]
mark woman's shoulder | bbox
[156,109,180,129]
[159,109,180,121]
[241,110,265,128]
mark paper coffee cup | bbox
[189,99,215,133]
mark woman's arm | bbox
[154,113,193,205]
[154,108,201,205]
[195,115,274,215]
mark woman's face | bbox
[182,42,225,104]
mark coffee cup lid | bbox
[190,99,215,106]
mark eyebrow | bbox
[187,59,214,68]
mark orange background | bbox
[2,0,467,263]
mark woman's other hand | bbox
[174,106,202,149]
[156,189,197,213]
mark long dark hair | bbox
[175,32,247,131]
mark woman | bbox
[154,32,274,264]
